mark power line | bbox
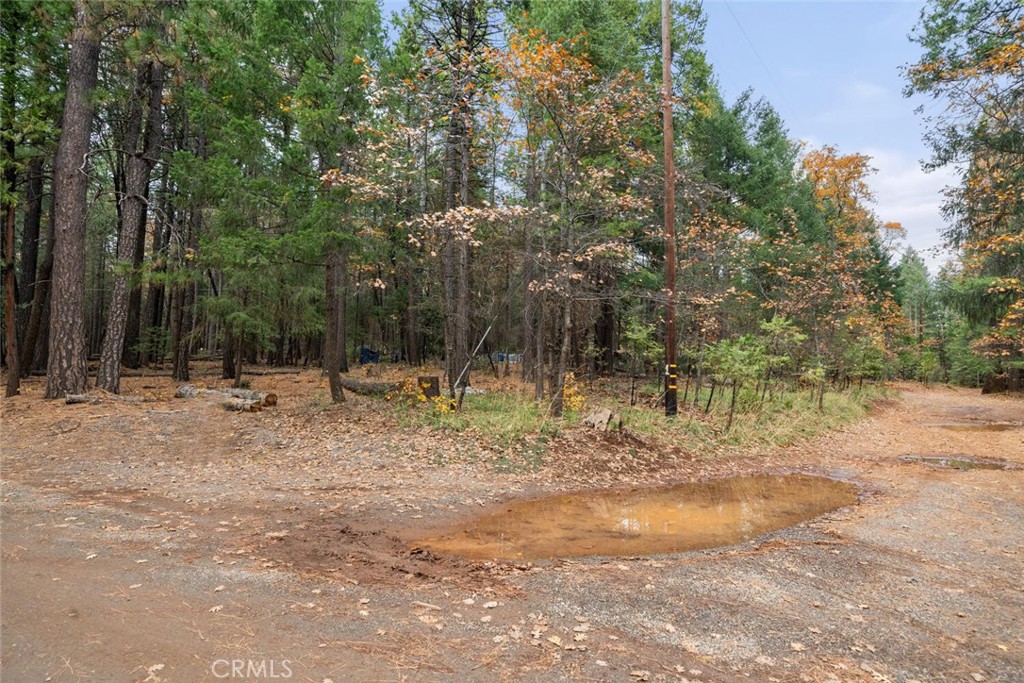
[723,1,784,103]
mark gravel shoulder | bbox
[2,376,1022,683]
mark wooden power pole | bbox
[662,0,678,416]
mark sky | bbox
[699,0,956,272]
[378,0,956,273]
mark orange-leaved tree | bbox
[494,27,657,415]
[906,0,1023,382]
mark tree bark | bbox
[232,334,244,388]
[45,0,100,399]
[534,293,545,401]
[138,176,169,367]
[171,92,204,383]
[171,264,195,382]
[405,273,419,366]
[3,202,19,396]
[1,8,20,395]
[455,130,471,390]
[550,299,573,417]
[222,323,236,379]
[325,247,347,403]
[17,157,44,333]
[434,0,480,397]
[21,202,55,374]
[120,193,149,368]
[170,209,196,383]
[97,55,165,392]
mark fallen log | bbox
[217,367,301,377]
[221,398,262,413]
[219,387,277,406]
[337,377,401,396]
[65,393,151,405]
[174,384,277,407]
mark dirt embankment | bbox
[2,375,1022,682]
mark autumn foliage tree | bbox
[906,0,1023,386]
[2,0,981,410]
[494,27,658,414]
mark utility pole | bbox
[662,0,678,416]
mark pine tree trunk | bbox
[549,300,573,417]
[273,319,286,367]
[171,279,194,382]
[20,204,54,375]
[17,157,44,337]
[2,13,20,395]
[120,201,149,368]
[442,109,460,392]
[437,0,479,396]
[455,96,472,391]
[138,177,169,367]
[169,281,182,371]
[32,282,52,371]
[3,203,19,396]
[171,92,205,383]
[532,291,545,401]
[232,335,244,389]
[222,323,236,379]
[325,247,346,403]
[170,210,196,383]
[87,244,105,357]
[405,271,419,366]
[97,57,165,392]
[45,0,100,398]
[120,223,146,366]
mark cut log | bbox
[337,377,401,396]
[221,398,261,412]
[175,384,219,400]
[65,393,150,405]
[219,387,277,406]
[209,367,300,377]
[174,384,276,407]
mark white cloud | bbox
[807,78,904,131]
[841,79,890,104]
[864,147,961,273]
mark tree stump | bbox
[419,376,441,399]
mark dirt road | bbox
[2,378,1022,682]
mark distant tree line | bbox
[1,0,1019,403]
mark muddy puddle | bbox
[900,455,1014,470]
[415,474,858,561]
[925,422,1019,432]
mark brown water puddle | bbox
[900,454,1014,471]
[925,422,1019,432]
[415,474,858,561]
